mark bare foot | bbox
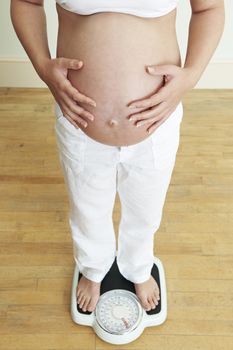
[134,276,160,311]
[76,275,101,312]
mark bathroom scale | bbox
[70,252,167,345]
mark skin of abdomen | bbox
[56,7,181,146]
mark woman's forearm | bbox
[10,0,51,81]
[183,4,225,87]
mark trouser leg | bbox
[54,101,117,283]
[116,102,183,283]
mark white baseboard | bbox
[0,58,233,89]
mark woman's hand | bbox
[41,57,96,129]
[127,64,194,134]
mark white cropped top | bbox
[55,0,179,18]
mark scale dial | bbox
[95,289,143,335]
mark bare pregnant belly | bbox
[56,8,181,146]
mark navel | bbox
[108,118,119,127]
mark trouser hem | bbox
[116,258,153,284]
[74,255,116,283]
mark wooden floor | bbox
[0,87,233,349]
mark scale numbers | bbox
[95,290,143,335]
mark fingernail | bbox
[147,66,155,72]
[128,105,135,109]
[90,101,96,107]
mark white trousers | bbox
[54,101,183,283]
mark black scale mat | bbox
[77,257,161,315]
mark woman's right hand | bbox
[41,57,96,128]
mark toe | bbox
[86,292,100,312]
[152,294,158,308]
[137,292,150,311]
[79,295,86,308]
[82,297,91,312]
[148,296,156,309]
[77,292,83,304]
[155,286,160,296]
[142,297,151,311]
[154,289,160,300]
[80,300,87,309]
[87,299,97,312]
[76,288,81,298]
[145,303,151,311]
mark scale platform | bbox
[70,253,167,345]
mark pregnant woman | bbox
[11,0,224,313]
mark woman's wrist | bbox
[33,56,52,82]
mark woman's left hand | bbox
[127,64,194,134]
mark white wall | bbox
[0,0,58,59]
[0,0,232,87]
